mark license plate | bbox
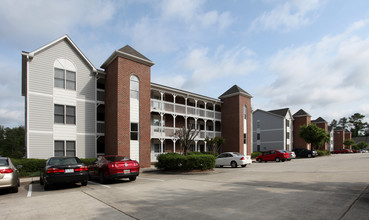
[124,170,130,174]
[65,169,74,173]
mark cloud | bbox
[250,0,324,32]
[159,0,233,30]
[257,19,369,120]
[180,46,259,90]
[0,0,117,46]
[0,59,24,127]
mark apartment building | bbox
[252,108,293,152]
[21,35,253,167]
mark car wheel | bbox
[81,180,88,186]
[44,182,50,191]
[129,176,137,181]
[275,157,280,162]
[257,158,262,163]
[11,179,19,193]
[231,161,237,168]
[307,154,312,158]
[99,171,106,184]
[241,165,247,168]
[282,159,285,162]
[219,165,223,168]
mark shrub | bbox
[80,158,96,165]
[317,150,331,156]
[156,153,215,171]
[251,152,262,159]
[11,158,46,177]
[188,151,218,157]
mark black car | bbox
[40,157,88,190]
[292,148,318,158]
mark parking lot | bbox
[1,153,369,220]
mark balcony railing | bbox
[151,125,221,140]
[151,99,221,120]
[97,89,105,102]
[97,121,105,134]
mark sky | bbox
[1,0,369,128]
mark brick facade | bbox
[220,94,252,155]
[105,56,152,167]
[293,112,311,150]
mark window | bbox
[131,123,139,140]
[55,140,76,156]
[244,133,247,144]
[286,132,290,139]
[66,106,76,124]
[286,119,290,127]
[257,120,260,128]
[244,105,247,119]
[257,133,260,140]
[54,104,75,124]
[54,58,76,91]
[130,75,139,99]
[54,68,76,90]
[54,105,64,123]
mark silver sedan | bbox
[0,157,20,193]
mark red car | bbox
[256,150,291,162]
[88,155,140,183]
[331,149,350,154]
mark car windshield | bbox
[104,156,129,162]
[232,153,243,156]
[0,158,9,166]
[48,157,80,166]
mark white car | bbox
[216,152,252,168]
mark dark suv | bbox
[292,148,318,158]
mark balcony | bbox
[97,89,105,103]
[151,125,221,140]
[151,99,221,120]
[97,121,105,134]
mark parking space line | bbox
[27,184,32,198]
[88,181,111,188]
[138,177,165,182]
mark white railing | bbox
[97,89,105,102]
[151,99,222,120]
[97,121,105,134]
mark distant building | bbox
[252,108,293,152]
[311,117,329,150]
[292,109,311,150]
[333,127,352,150]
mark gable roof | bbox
[311,117,327,124]
[218,85,253,99]
[268,108,290,117]
[21,34,97,72]
[101,45,154,68]
[293,109,311,117]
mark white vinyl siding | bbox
[130,75,139,161]
[77,101,95,133]
[29,95,53,131]
[77,134,96,158]
[26,39,96,159]
[28,133,53,158]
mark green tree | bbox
[349,113,367,137]
[299,124,329,150]
[0,125,25,158]
[355,142,369,150]
[329,119,337,128]
[344,139,355,149]
[338,117,348,130]
[175,127,200,156]
[205,136,225,155]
